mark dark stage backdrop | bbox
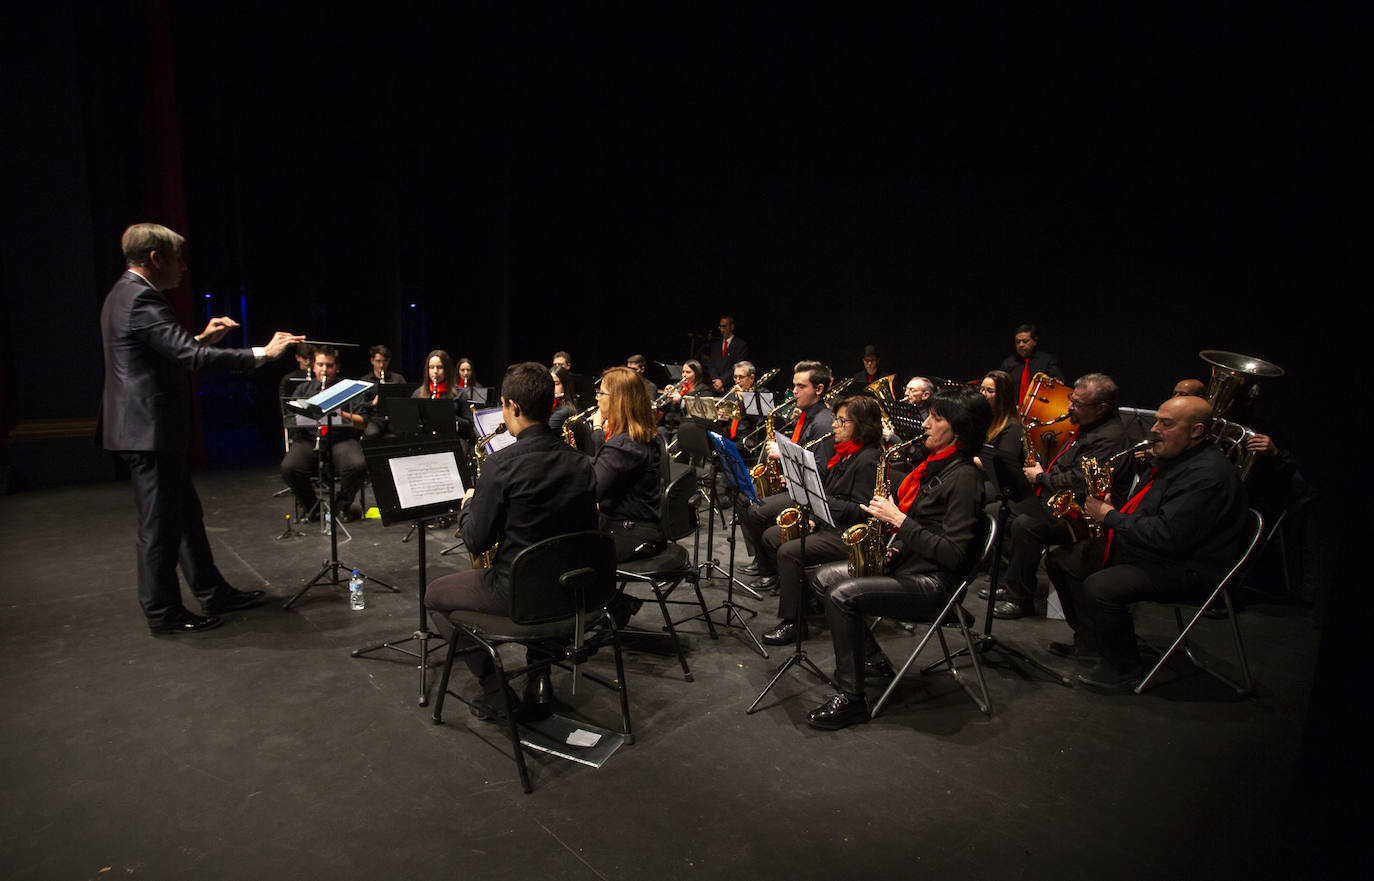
[2,2,1353,482]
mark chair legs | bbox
[617,571,715,682]
[1135,587,1253,695]
[871,588,991,718]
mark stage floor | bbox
[0,467,1331,879]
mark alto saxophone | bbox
[468,422,508,568]
[776,504,804,542]
[749,396,795,498]
[561,402,598,449]
[842,435,922,577]
[1045,442,1146,541]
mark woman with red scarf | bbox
[758,396,883,646]
[805,386,991,730]
[411,349,474,439]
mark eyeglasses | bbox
[833,416,853,426]
[595,389,608,397]
[1068,397,1101,407]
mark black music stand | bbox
[748,436,839,713]
[351,433,468,705]
[927,450,1071,685]
[282,380,399,608]
[679,432,768,657]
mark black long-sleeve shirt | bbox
[1035,411,1131,505]
[1101,442,1248,583]
[889,454,985,581]
[593,432,662,524]
[458,424,598,602]
[821,445,880,529]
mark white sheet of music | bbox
[390,452,466,510]
[774,434,833,527]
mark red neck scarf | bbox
[827,440,863,470]
[430,380,448,398]
[1102,467,1157,564]
[895,443,959,512]
[680,381,694,396]
[1019,358,1031,404]
[456,378,470,388]
[791,410,807,443]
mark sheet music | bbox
[775,433,833,527]
[389,451,466,510]
[738,390,773,412]
[472,406,516,454]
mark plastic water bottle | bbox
[349,570,365,610]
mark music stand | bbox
[351,432,468,705]
[927,449,1072,686]
[440,405,511,557]
[679,432,768,657]
[748,435,839,713]
[282,380,399,608]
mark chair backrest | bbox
[508,531,617,625]
[1216,508,1266,594]
[674,421,713,467]
[661,469,700,542]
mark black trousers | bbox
[815,561,949,696]
[764,526,849,621]
[425,569,510,690]
[1001,505,1075,605]
[281,438,366,512]
[1045,544,1207,672]
[737,490,795,572]
[118,451,227,626]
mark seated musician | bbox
[806,386,992,730]
[1043,394,1247,690]
[356,344,406,439]
[549,364,581,435]
[975,369,1025,482]
[425,363,598,720]
[759,396,882,645]
[902,376,934,423]
[413,349,475,438]
[995,373,1130,619]
[713,360,770,451]
[280,345,368,522]
[278,343,314,415]
[589,366,664,562]
[739,360,837,585]
[626,354,658,399]
[658,358,706,438]
[454,357,492,407]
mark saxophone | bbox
[468,422,508,568]
[748,395,795,498]
[561,402,598,449]
[1045,441,1147,541]
[842,435,922,577]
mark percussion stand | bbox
[924,456,1071,686]
[284,423,398,608]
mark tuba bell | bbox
[1198,350,1283,480]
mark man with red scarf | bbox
[1043,395,1247,690]
[992,373,1130,619]
[804,386,992,729]
[757,396,883,645]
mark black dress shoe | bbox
[149,610,224,635]
[807,692,870,730]
[977,586,1009,601]
[751,574,779,591]
[470,686,529,722]
[523,671,555,721]
[1076,660,1144,692]
[338,507,359,523]
[864,653,896,678]
[202,587,267,615]
[992,600,1033,620]
[760,619,807,645]
[738,562,763,577]
[1048,640,1100,662]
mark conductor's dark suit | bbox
[100,270,258,628]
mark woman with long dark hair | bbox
[978,368,1025,480]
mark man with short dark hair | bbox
[1044,394,1247,689]
[993,373,1130,619]
[999,323,1064,408]
[424,362,598,718]
[853,345,884,387]
[100,222,302,634]
[702,315,750,393]
[281,346,369,521]
[356,344,406,439]
[626,354,658,399]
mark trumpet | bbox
[823,376,854,404]
[842,434,923,577]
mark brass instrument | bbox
[748,395,797,497]
[1199,350,1283,480]
[776,505,804,543]
[1020,412,1071,469]
[1045,451,1121,541]
[823,376,854,404]
[561,402,598,449]
[842,435,922,577]
[803,435,829,450]
[863,374,898,437]
[720,365,782,421]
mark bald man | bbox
[1042,395,1247,690]
[1172,378,1206,397]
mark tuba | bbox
[1199,350,1283,480]
[842,435,922,577]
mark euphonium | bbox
[776,505,803,543]
[842,435,922,577]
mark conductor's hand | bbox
[862,495,906,530]
[197,316,239,345]
[263,332,307,359]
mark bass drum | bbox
[1019,372,1073,467]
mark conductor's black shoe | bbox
[760,619,806,645]
[149,610,224,636]
[992,600,1033,620]
[807,693,870,730]
[1076,661,1144,692]
[203,587,267,615]
[523,671,555,721]
[977,586,1009,601]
